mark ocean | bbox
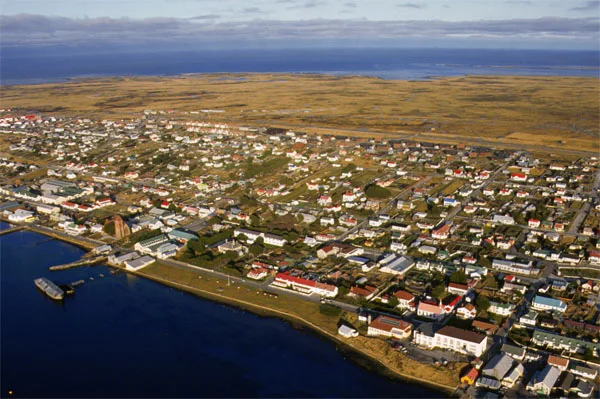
[0,230,441,398]
[1,47,598,85]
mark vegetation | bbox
[4,74,598,153]
[365,184,391,199]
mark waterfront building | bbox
[367,315,412,340]
[413,325,487,357]
[272,273,338,298]
[125,255,155,271]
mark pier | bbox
[0,226,24,236]
[49,256,107,271]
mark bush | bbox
[365,184,391,199]
[319,304,342,317]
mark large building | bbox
[413,325,488,357]
[367,315,412,339]
[272,273,338,298]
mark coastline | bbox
[128,267,458,396]
[1,226,459,396]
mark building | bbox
[393,290,416,310]
[547,355,569,371]
[482,353,515,380]
[532,329,600,354]
[519,310,538,327]
[461,368,479,385]
[417,301,444,320]
[532,295,567,313]
[367,315,412,339]
[379,256,414,276]
[272,273,338,298]
[527,365,560,396]
[124,255,155,271]
[447,282,469,296]
[488,301,514,317]
[501,343,526,361]
[413,325,488,357]
[457,304,477,319]
[338,324,359,338]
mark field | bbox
[2,73,598,153]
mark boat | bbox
[34,277,65,300]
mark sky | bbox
[1,0,599,49]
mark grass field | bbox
[2,73,598,153]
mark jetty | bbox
[49,255,106,271]
[0,226,24,236]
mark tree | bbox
[388,295,399,308]
[484,274,498,290]
[254,236,264,246]
[475,295,490,311]
[450,271,468,284]
[431,283,446,299]
[249,244,263,256]
[187,239,205,254]
[365,184,391,199]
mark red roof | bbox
[394,290,415,301]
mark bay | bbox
[0,230,442,398]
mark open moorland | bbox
[2,73,599,152]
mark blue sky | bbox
[1,0,599,48]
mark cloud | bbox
[343,2,357,8]
[569,1,600,12]
[397,3,426,9]
[1,14,598,47]
[242,7,263,14]
[288,1,327,9]
[188,14,221,20]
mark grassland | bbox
[2,73,598,153]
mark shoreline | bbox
[129,268,458,397]
[1,226,459,396]
[3,67,600,87]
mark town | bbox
[1,109,599,398]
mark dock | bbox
[0,226,24,236]
[49,256,107,271]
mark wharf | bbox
[49,256,107,271]
[0,226,24,236]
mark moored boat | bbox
[34,277,65,300]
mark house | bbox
[461,368,479,385]
[457,303,477,319]
[547,355,569,371]
[367,315,412,339]
[527,365,560,396]
[472,320,499,336]
[502,363,524,388]
[349,285,378,300]
[501,343,526,361]
[431,223,451,240]
[571,365,598,380]
[247,267,269,280]
[448,282,469,296]
[413,325,488,357]
[519,310,538,326]
[532,295,567,313]
[393,290,416,310]
[482,353,515,380]
[417,301,444,320]
[488,301,514,317]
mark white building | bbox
[413,325,488,357]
